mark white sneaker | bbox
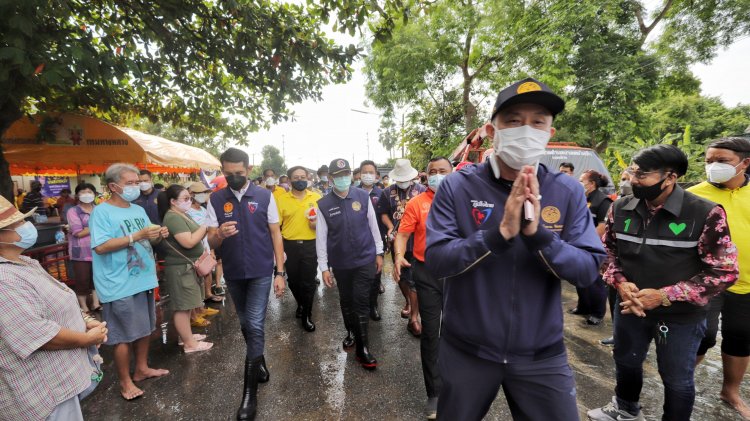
[587,396,645,421]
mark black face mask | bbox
[291,180,308,191]
[632,177,667,201]
[226,174,247,191]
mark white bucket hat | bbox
[388,159,418,182]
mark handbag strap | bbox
[163,238,197,267]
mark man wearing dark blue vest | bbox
[425,78,606,419]
[588,144,738,421]
[206,147,287,421]
[316,158,384,370]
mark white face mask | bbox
[265,177,277,186]
[174,199,192,212]
[361,173,376,186]
[493,125,551,170]
[705,162,741,184]
[139,181,152,191]
[194,193,209,204]
[396,181,412,190]
[78,193,95,204]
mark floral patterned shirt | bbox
[603,204,738,305]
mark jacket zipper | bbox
[503,247,518,364]
[442,251,491,279]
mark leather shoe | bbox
[568,307,588,316]
[370,306,381,321]
[600,336,615,346]
[586,316,603,326]
[407,320,422,337]
[302,315,316,332]
[400,305,411,319]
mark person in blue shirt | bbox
[425,78,606,420]
[90,163,170,401]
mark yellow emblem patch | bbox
[541,206,561,224]
[352,201,362,212]
[223,202,234,213]
[517,81,542,94]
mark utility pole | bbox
[281,134,286,162]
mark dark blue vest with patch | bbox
[211,186,274,281]
[318,188,375,270]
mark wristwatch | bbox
[659,290,672,307]
[275,271,287,278]
[128,234,134,246]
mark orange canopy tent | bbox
[1,113,221,176]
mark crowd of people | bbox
[0,77,748,421]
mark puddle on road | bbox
[319,351,348,418]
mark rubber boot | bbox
[355,315,377,370]
[341,308,355,349]
[241,327,269,383]
[236,356,261,421]
[369,284,381,321]
[302,293,316,332]
[258,355,269,383]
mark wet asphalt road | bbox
[81,260,748,420]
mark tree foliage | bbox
[0,0,398,201]
[259,145,287,176]
[364,0,750,173]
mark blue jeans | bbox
[227,276,272,359]
[613,309,706,420]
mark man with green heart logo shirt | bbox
[589,145,739,421]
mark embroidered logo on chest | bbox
[470,200,494,227]
[248,201,258,214]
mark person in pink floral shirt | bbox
[589,145,738,421]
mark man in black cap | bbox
[425,78,606,419]
[316,158,384,370]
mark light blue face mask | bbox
[1,221,39,250]
[333,175,352,192]
[117,184,141,202]
[428,174,446,192]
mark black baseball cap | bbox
[317,165,329,174]
[490,77,565,120]
[328,158,352,176]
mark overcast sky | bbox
[234,22,750,171]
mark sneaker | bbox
[425,397,438,420]
[587,397,644,421]
[600,336,615,346]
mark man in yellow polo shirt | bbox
[689,136,750,420]
[276,165,322,332]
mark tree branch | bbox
[635,0,674,43]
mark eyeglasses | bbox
[625,168,662,180]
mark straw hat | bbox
[388,159,418,182]
[0,196,36,229]
[188,182,210,193]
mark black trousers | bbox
[334,262,376,321]
[413,260,444,398]
[370,270,381,308]
[574,276,607,318]
[283,239,317,311]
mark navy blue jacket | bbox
[318,187,376,270]
[211,185,274,281]
[425,162,606,363]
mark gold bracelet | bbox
[659,290,672,307]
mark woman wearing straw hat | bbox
[0,195,108,420]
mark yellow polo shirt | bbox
[688,180,750,294]
[276,190,322,240]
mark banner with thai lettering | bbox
[35,176,71,197]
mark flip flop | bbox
[184,341,214,354]
[178,333,207,346]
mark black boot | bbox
[301,306,316,332]
[258,355,269,383]
[236,356,261,420]
[341,309,356,349]
[370,290,381,321]
[355,315,377,370]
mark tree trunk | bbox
[0,104,23,203]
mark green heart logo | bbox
[669,222,686,235]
